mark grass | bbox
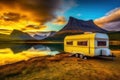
[0,50,120,80]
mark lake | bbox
[0,43,64,55]
[0,43,63,65]
[0,43,119,65]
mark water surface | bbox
[0,43,63,65]
[0,43,119,65]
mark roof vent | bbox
[84,32,92,34]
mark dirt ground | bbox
[0,50,120,80]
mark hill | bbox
[43,31,120,42]
[108,31,120,40]
[0,30,35,42]
[10,30,35,40]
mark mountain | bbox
[31,31,56,40]
[43,17,107,42]
[10,30,35,40]
[33,35,48,40]
[0,30,35,42]
[103,21,120,31]
[49,31,57,36]
[59,17,107,33]
[0,30,57,42]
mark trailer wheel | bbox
[83,56,87,60]
[111,53,115,61]
[79,54,83,59]
[75,54,79,58]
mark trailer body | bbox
[64,33,111,57]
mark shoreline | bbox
[0,40,119,44]
[0,50,120,66]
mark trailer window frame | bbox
[97,40,107,46]
[66,41,73,45]
[77,41,88,46]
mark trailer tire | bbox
[79,54,83,59]
[83,56,87,60]
[75,54,79,58]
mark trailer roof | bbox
[65,33,108,40]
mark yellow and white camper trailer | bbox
[64,32,114,59]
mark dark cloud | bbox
[23,24,47,30]
[0,0,62,24]
[26,25,40,29]
[3,12,21,22]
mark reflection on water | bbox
[0,43,63,65]
[0,43,119,65]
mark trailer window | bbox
[97,41,106,46]
[77,41,88,46]
[66,41,73,45]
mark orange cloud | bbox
[0,0,76,32]
[0,0,63,32]
[53,16,66,25]
[23,25,47,30]
[94,8,120,27]
[0,0,63,24]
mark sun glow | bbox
[0,5,46,34]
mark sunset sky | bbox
[0,0,120,34]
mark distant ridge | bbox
[33,31,56,40]
[10,30,35,40]
[59,17,107,33]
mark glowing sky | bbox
[0,0,120,34]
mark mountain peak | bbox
[59,17,107,33]
[11,29,24,35]
[69,16,83,21]
[69,16,94,23]
[69,16,76,20]
[10,29,34,40]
